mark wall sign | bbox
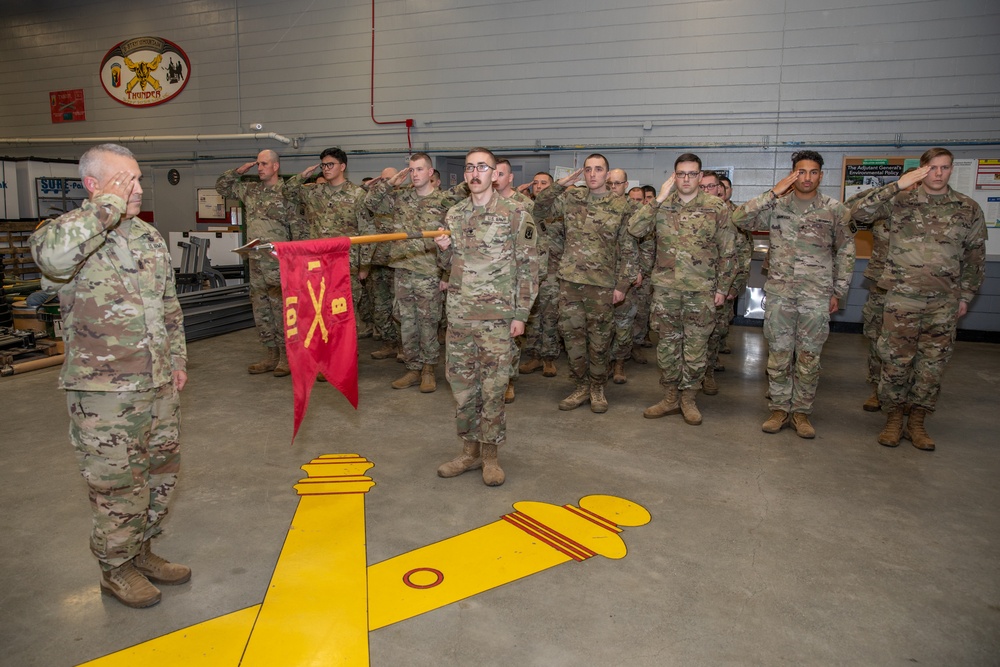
[49,89,86,123]
[100,36,190,107]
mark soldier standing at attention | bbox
[217,150,295,376]
[534,154,638,413]
[733,150,855,439]
[849,148,986,451]
[283,147,372,338]
[360,167,402,360]
[30,144,189,609]
[434,148,538,486]
[628,154,735,426]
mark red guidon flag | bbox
[274,237,358,441]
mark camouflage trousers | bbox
[707,298,734,368]
[67,384,181,570]
[877,292,958,412]
[651,289,715,391]
[522,271,561,361]
[611,284,639,361]
[632,278,653,346]
[862,285,887,385]
[352,271,372,334]
[249,256,285,349]
[395,268,443,370]
[446,317,513,447]
[364,264,399,344]
[558,280,614,384]
[763,293,830,415]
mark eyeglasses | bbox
[464,163,495,173]
[675,171,700,179]
[607,181,627,187]
[320,162,341,169]
[700,183,719,190]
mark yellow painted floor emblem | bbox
[80,454,651,666]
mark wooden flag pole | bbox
[234,231,450,255]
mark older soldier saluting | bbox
[217,150,296,376]
[434,147,538,486]
[30,144,189,608]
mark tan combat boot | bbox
[100,561,161,608]
[481,443,505,486]
[558,383,590,411]
[518,356,543,374]
[877,407,905,447]
[370,342,398,360]
[643,384,680,419]
[419,364,437,393]
[680,388,702,425]
[273,347,291,377]
[590,382,609,413]
[504,380,515,403]
[702,368,718,395]
[437,441,482,478]
[542,359,557,377]
[791,412,816,439]
[612,359,626,384]
[762,410,790,433]
[392,369,421,389]
[903,407,935,451]
[247,346,279,374]
[630,346,647,364]
[134,540,192,585]
[863,385,881,412]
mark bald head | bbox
[608,168,628,196]
[380,167,398,178]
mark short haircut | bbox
[719,175,732,187]
[259,149,279,164]
[362,177,373,183]
[79,143,134,179]
[496,158,512,170]
[610,169,628,181]
[584,153,609,170]
[409,152,433,168]
[700,170,720,183]
[628,186,644,196]
[465,147,497,165]
[920,147,953,166]
[642,185,657,196]
[534,172,553,181]
[791,150,824,169]
[320,147,347,165]
[674,153,702,169]
[432,169,441,179]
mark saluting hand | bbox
[236,161,257,175]
[300,164,321,179]
[657,174,676,203]
[771,171,799,197]
[388,168,411,187]
[95,170,137,202]
[558,167,585,187]
[897,164,932,190]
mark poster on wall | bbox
[49,89,86,123]
[953,159,1000,229]
[99,36,191,107]
[842,157,919,201]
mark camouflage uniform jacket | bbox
[533,182,638,291]
[364,180,468,277]
[282,176,372,268]
[849,183,986,301]
[215,169,293,246]
[845,189,889,283]
[438,191,539,322]
[628,190,736,294]
[29,195,186,392]
[733,191,855,301]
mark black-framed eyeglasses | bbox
[675,171,700,179]
[320,162,341,169]
[607,180,627,187]
[464,163,495,173]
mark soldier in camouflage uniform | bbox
[608,172,650,385]
[733,150,856,439]
[493,158,535,403]
[283,147,373,338]
[216,150,296,376]
[628,154,736,426]
[30,144,189,609]
[518,172,563,378]
[849,148,986,451]
[360,167,402,359]
[435,148,539,486]
[364,153,468,392]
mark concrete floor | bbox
[1,325,998,666]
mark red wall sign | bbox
[100,36,191,108]
[50,89,86,123]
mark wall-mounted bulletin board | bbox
[842,155,1000,257]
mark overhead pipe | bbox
[371,0,413,151]
[0,133,294,146]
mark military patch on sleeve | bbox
[523,223,534,241]
[849,221,858,234]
